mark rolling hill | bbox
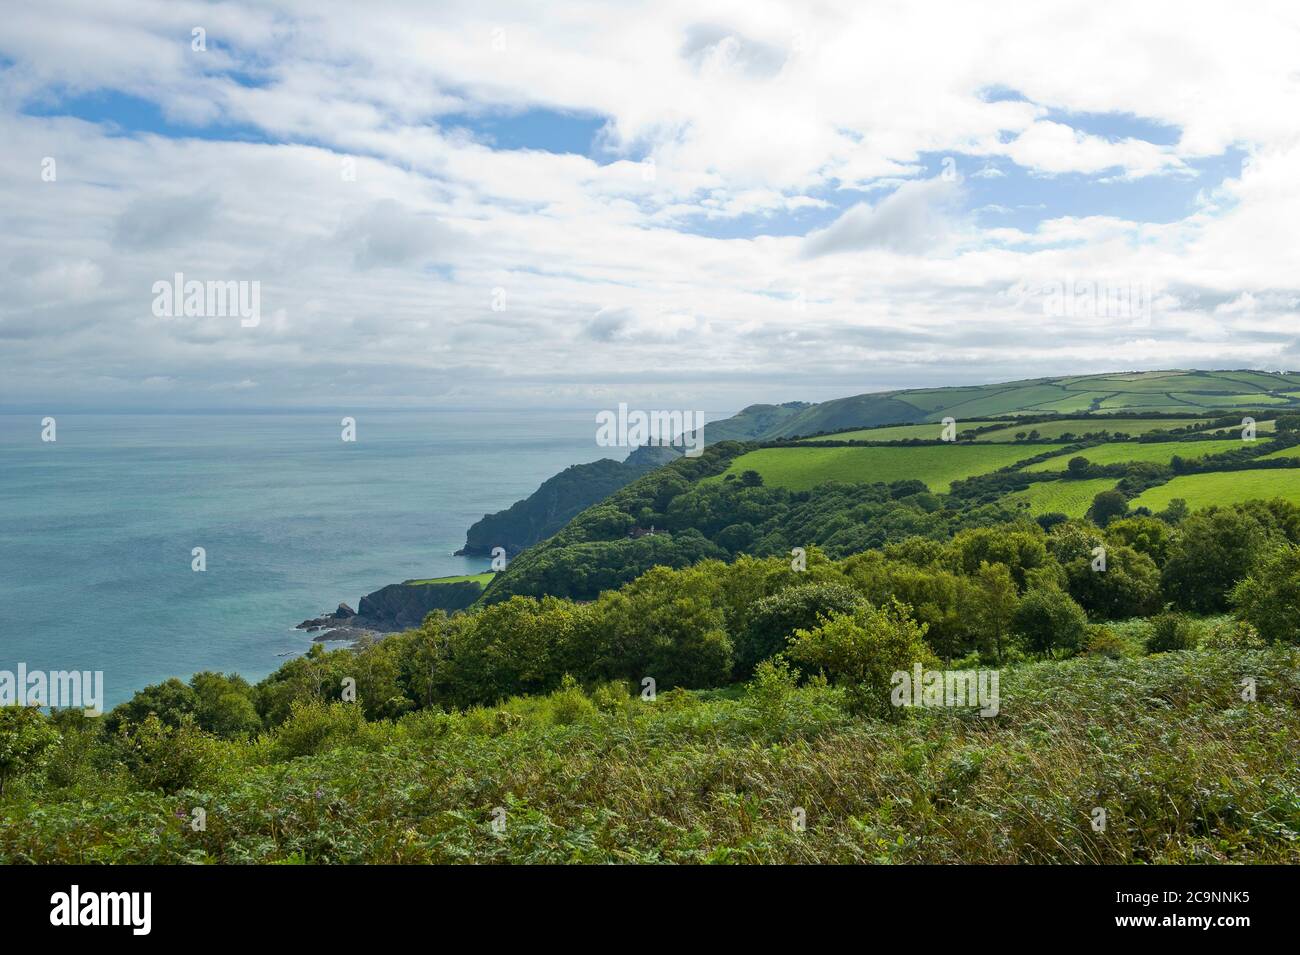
[464,370,1300,557]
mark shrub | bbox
[787,599,937,719]
[0,706,60,796]
[1199,619,1267,651]
[1161,508,1270,613]
[1013,587,1089,656]
[736,583,862,678]
[746,657,801,724]
[1083,625,1127,659]
[1230,544,1300,644]
[116,714,220,793]
[1144,612,1198,653]
[549,675,596,726]
[268,700,370,761]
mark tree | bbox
[1105,516,1174,567]
[1144,612,1197,653]
[736,583,863,678]
[1013,587,1089,656]
[949,526,1048,590]
[1086,490,1129,528]
[787,599,937,719]
[1062,543,1162,620]
[0,706,59,796]
[965,561,1020,663]
[1230,544,1300,644]
[1067,456,1091,476]
[1161,508,1270,612]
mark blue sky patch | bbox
[438,106,609,158]
[21,88,271,143]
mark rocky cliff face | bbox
[296,580,485,643]
[355,579,483,628]
[458,444,685,557]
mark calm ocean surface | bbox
[0,411,614,707]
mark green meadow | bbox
[975,417,1208,441]
[1000,478,1119,518]
[402,573,496,586]
[1131,469,1300,511]
[1022,438,1252,472]
[712,444,1062,493]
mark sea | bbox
[0,410,618,708]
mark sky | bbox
[3,0,1300,413]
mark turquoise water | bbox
[0,411,610,707]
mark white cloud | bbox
[3,0,1300,411]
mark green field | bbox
[402,572,496,586]
[799,422,966,442]
[1000,478,1118,518]
[1022,438,1252,472]
[711,444,1063,492]
[975,417,1208,441]
[1171,392,1288,407]
[1131,469,1300,510]
[1260,445,1300,460]
[1205,419,1276,435]
[754,370,1300,440]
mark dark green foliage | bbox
[1231,544,1300,644]
[0,707,59,796]
[1086,489,1129,527]
[1014,587,1089,656]
[1160,508,1273,612]
[736,583,863,678]
[1144,612,1198,653]
[787,599,938,719]
[461,456,659,557]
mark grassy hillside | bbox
[710,444,1065,492]
[769,370,1300,439]
[1022,438,1253,472]
[1132,470,1300,510]
[1001,478,1120,518]
[456,371,1294,566]
[7,648,1298,864]
[975,417,1210,441]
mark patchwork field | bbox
[1131,469,1300,511]
[799,422,969,442]
[975,417,1208,441]
[401,572,496,586]
[1022,438,1253,472]
[1000,478,1118,518]
[1260,445,1300,461]
[1206,419,1276,435]
[758,370,1300,439]
[711,444,1063,492]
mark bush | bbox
[1013,587,1089,656]
[736,583,863,678]
[1161,508,1270,613]
[268,700,370,761]
[1083,625,1127,659]
[746,657,801,725]
[787,599,937,719]
[1230,544,1300,644]
[116,714,221,793]
[549,675,596,725]
[1199,619,1266,651]
[1144,612,1198,654]
[0,706,60,796]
